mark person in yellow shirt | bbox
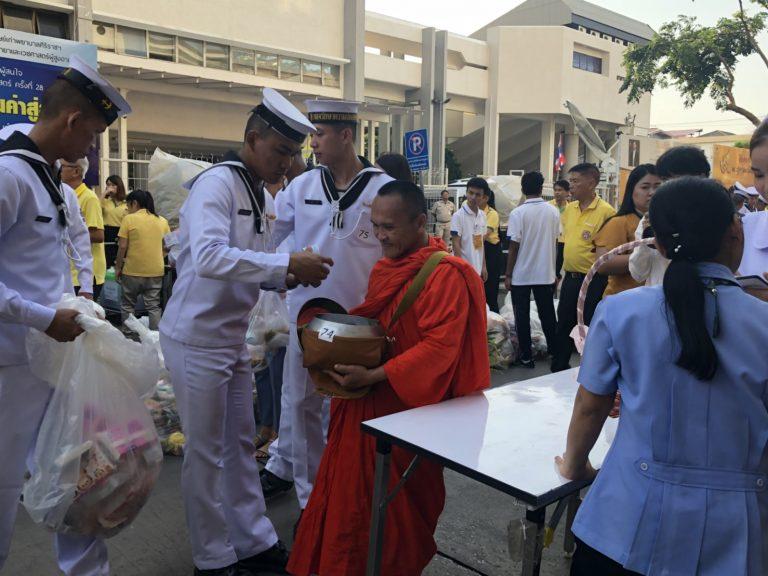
[116,189,170,329]
[549,179,570,280]
[478,187,502,311]
[551,163,615,372]
[593,164,661,298]
[61,157,106,299]
[101,174,128,268]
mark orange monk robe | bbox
[288,237,490,576]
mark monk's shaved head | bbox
[376,180,426,220]
[371,181,428,259]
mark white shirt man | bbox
[450,179,487,277]
[261,99,392,511]
[159,89,332,575]
[504,171,560,366]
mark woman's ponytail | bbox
[649,177,735,381]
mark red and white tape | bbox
[570,237,656,354]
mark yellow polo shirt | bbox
[561,196,616,274]
[101,197,128,227]
[70,183,106,286]
[483,206,500,245]
[118,209,171,277]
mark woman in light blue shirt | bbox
[557,177,768,575]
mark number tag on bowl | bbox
[318,327,336,342]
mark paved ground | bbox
[6,361,580,576]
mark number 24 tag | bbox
[318,327,336,342]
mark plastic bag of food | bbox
[246,291,290,360]
[487,310,515,369]
[23,295,163,538]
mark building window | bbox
[322,63,340,87]
[302,60,322,85]
[573,51,602,74]
[256,52,278,78]
[178,37,204,66]
[93,22,115,51]
[36,11,67,39]
[205,42,229,70]
[232,47,255,74]
[148,31,175,61]
[116,26,147,57]
[279,56,300,81]
[2,5,34,33]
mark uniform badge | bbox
[582,230,591,240]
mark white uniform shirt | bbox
[506,197,561,285]
[450,203,486,275]
[159,162,289,347]
[0,148,93,366]
[740,211,768,277]
[273,165,392,322]
[629,218,668,287]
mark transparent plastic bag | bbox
[246,291,290,358]
[23,296,164,538]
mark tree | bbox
[621,1,767,126]
[445,147,462,181]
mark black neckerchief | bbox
[221,151,265,233]
[318,156,377,229]
[0,132,67,227]
[702,277,740,338]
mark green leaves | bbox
[620,4,767,125]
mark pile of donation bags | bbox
[486,294,552,369]
[23,296,164,538]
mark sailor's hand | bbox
[288,251,333,287]
[45,309,84,342]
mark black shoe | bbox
[518,358,536,369]
[260,469,293,500]
[237,541,289,574]
[194,565,238,576]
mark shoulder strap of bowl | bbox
[388,251,448,331]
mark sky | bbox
[365,0,767,135]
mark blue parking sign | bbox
[404,128,429,172]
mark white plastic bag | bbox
[148,148,211,228]
[23,296,164,538]
[246,291,290,364]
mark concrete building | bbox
[0,0,652,189]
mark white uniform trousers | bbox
[265,324,329,508]
[0,364,108,576]
[160,335,277,570]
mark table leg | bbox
[521,506,546,576]
[366,438,392,576]
[563,493,581,557]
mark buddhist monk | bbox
[287,180,490,576]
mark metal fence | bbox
[102,149,224,192]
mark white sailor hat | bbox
[251,88,315,144]
[305,99,359,124]
[733,181,749,198]
[57,55,131,125]
[746,186,760,197]
[0,122,32,141]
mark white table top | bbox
[362,368,615,507]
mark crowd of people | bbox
[1,52,768,576]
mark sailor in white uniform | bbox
[0,56,129,576]
[733,183,751,216]
[158,89,333,576]
[261,100,393,510]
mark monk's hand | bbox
[555,454,596,482]
[326,364,381,390]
